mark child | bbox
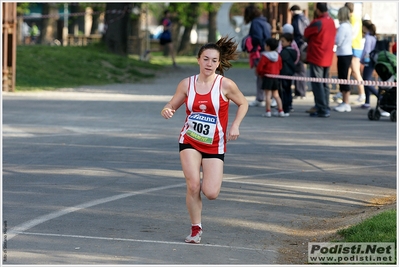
[279,33,298,116]
[256,38,284,117]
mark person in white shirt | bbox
[333,6,353,112]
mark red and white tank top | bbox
[179,74,229,154]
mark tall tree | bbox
[41,3,58,45]
[204,3,218,43]
[104,3,131,56]
[174,3,199,55]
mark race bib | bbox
[186,112,217,145]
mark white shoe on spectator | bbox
[357,94,366,103]
[271,98,277,108]
[262,112,271,117]
[249,100,265,107]
[334,103,352,112]
[380,110,390,117]
[332,92,343,103]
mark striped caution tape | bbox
[265,74,397,87]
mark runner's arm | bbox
[161,78,188,119]
[222,78,248,141]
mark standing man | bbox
[290,5,310,99]
[304,3,336,118]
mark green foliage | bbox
[16,43,163,91]
[17,3,35,15]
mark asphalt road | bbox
[2,65,396,265]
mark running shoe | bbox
[333,103,352,112]
[357,94,366,104]
[185,225,202,244]
[332,92,343,103]
[261,112,272,117]
[249,100,266,107]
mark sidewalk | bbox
[2,65,396,265]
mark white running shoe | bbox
[357,94,366,104]
[249,100,265,107]
[185,226,202,244]
[262,112,272,117]
[333,103,352,112]
[380,111,390,117]
[332,92,343,103]
[271,98,277,108]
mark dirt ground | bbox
[277,196,397,264]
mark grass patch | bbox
[16,43,163,91]
[336,209,397,264]
[337,209,396,243]
[16,44,249,91]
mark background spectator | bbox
[333,6,353,113]
[244,5,272,108]
[290,5,310,99]
[304,2,336,118]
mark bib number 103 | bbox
[192,121,210,135]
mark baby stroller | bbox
[367,49,397,122]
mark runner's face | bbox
[198,49,220,74]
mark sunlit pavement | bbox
[2,66,396,265]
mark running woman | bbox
[160,36,248,244]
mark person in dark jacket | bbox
[279,33,298,116]
[290,5,310,98]
[244,5,272,107]
[304,3,336,118]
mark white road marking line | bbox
[15,231,272,252]
[7,183,186,240]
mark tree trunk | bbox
[41,3,58,45]
[69,3,79,35]
[104,3,131,56]
[177,3,199,55]
[208,7,217,43]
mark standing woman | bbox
[333,6,353,112]
[345,2,366,103]
[160,36,248,244]
[360,20,380,110]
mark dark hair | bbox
[197,36,238,76]
[244,5,262,24]
[363,20,376,36]
[280,33,294,43]
[265,38,279,51]
[164,10,170,16]
[316,3,328,13]
[344,2,354,13]
[290,5,301,11]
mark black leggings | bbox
[337,55,352,92]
